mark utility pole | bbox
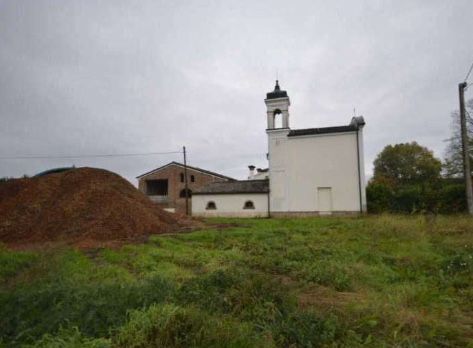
[459,82,473,215]
[183,146,189,216]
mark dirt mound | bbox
[0,167,196,248]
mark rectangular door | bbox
[317,187,332,214]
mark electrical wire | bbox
[0,150,182,160]
[465,60,473,83]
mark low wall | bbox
[192,193,269,218]
[269,211,362,217]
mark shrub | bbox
[366,182,393,213]
[391,185,423,213]
[437,183,466,213]
[367,180,467,214]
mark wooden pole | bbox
[183,146,189,215]
[459,82,473,215]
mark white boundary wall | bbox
[192,193,268,217]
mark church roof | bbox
[288,125,357,136]
[288,116,365,137]
[193,179,269,195]
[266,80,288,99]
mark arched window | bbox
[273,109,283,129]
[191,175,195,182]
[179,188,192,198]
[180,173,184,183]
[206,201,216,210]
[243,200,255,209]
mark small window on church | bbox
[243,200,255,209]
[191,175,195,182]
[206,201,216,210]
[273,109,283,128]
[180,173,184,183]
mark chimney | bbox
[248,165,256,179]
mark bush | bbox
[437,183,466,213]
[391,185,423,213]
[367,180,467,214]
[366,182,393,213]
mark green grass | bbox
[1,215,472,347]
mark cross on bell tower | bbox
[264,80,290,129]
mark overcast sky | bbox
[1,0,473,184]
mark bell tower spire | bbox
[264,80,290,129]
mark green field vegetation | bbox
[1,216,472,347]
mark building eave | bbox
[287,125,359,137]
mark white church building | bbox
[192,81,366,217]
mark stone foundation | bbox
[269,211,362,218]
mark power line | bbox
[0,150,182,160]
[465,60,473,82]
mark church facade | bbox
[192,81,366,217]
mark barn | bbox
[137,162,234,214]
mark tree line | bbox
[367,98,473,214]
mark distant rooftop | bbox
[136,161,235,180]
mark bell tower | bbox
[264,80,290,129]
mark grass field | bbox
[1,215,472,347]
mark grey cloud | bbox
[1,0,472,183]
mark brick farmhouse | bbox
[137,162,234,214]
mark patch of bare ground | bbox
[205,222,249,230]
[297,284,366,310]
[272,274,365,311]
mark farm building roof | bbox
[136,161,235,181]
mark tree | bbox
[372,142,442,187]
[443,98,473,177]
[368,142,442,213]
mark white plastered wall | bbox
[267,129,365,213]
[357,128,367,212]
[192,193,269,217]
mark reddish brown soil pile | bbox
[0,167,196,248]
